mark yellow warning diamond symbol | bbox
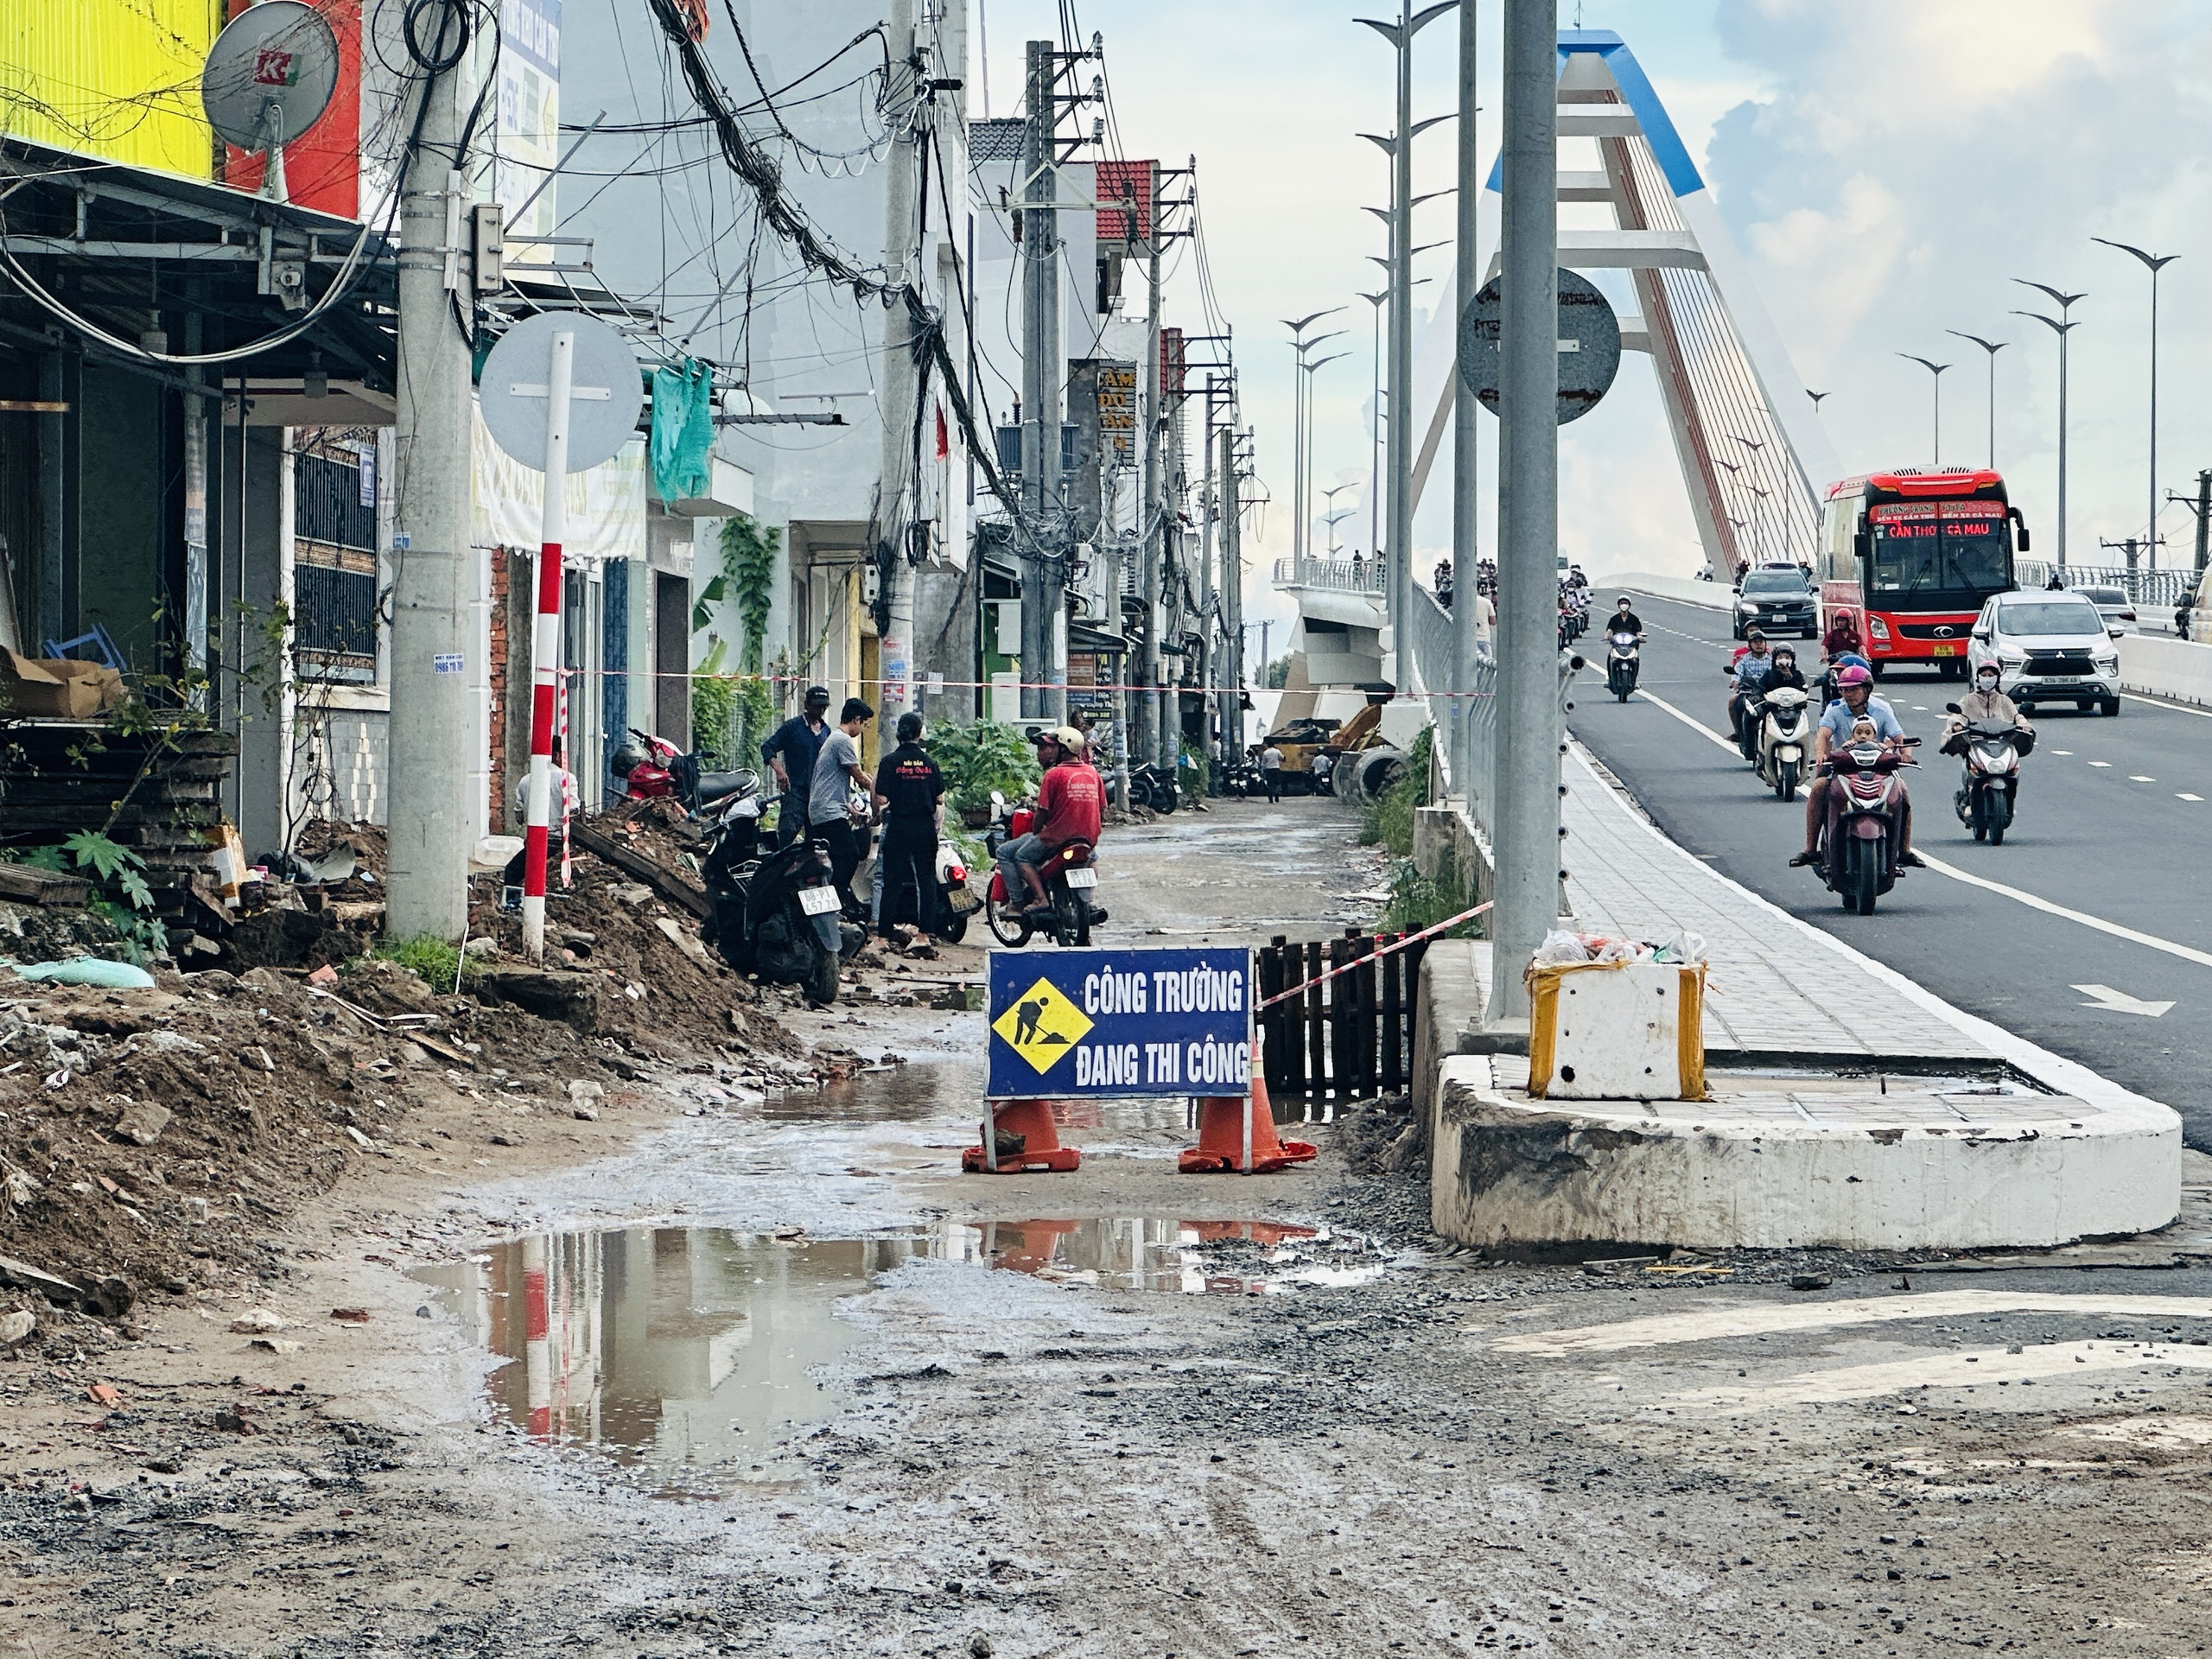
[991,976,1095,1076]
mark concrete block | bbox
[1430,1055,2182,1252]
[2119,631,2212,709]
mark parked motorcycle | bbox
[982,798,1104,947]
[1808,736,1920,915]
[1943,709,2034,845]
[1752,684,1814,801]
[1128,761,1178,814]
[1605,630,1641,702]
[698,779,860,1005]
[933,840,980,944]
[612,728,758,815]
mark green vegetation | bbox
[932,721,1042,817]
[687,642,779,769]
[8,831,165,962]
[364,932,471,992]
[718,514,780,672]
[1264,654,1292,690]
[1382,851,1483,939]
[1358,725,1433,856]
[1179,737,1211,801]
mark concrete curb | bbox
[2120,631,2212,709]
[1430,1054,2180,1251]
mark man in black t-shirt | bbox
[871,711,947,940]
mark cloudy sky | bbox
[976,0,2212,643]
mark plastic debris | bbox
[11,958,157,989]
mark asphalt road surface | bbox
[1573,591,2212,1145]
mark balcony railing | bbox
[1274,556,1389,596]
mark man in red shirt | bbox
[999,727,1103,912]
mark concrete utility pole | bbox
[2196,470,2210,575]
[1486,0,1560,1025]
[1360,0,1454,686]
[876,0,922,719]
[1219,423,1243,766]
[386,39,476,942]
[1138,219,1164,765]
[1019,39,1062,721]
[1451,0,1483,789]
[1160,385,1187,770]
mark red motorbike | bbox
[1811,736,1920,916]
[982,798,1102,947]
[610,727,755,814]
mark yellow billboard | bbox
[0,0,226,179]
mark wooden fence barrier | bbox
[1256,928,1427,1107]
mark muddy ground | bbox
[7,798,2212,1657]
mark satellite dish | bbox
[480,311,645,477]
[202,1,340,205]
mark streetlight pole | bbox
[1282,309,1346,570]
[1358,0,1455,686]
[1357,289,1388,562]
[2093,238,2179,567]
[1299,350,1349,562]
[2011,280,2084,575]
[1897,354,1950,466]
[1943,331,2006,470]
[1452,0,1483,795]
[1486,0,1558,1024]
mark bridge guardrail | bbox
[1274,556,1389,596]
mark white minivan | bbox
[1964,589,2121,717]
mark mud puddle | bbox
[414,1217,1385,1495]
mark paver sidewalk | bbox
[1556,745,1986,1060]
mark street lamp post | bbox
[1282,310,1346,569]
[1897,354,1950,466]
[2093,238,2179,567]
[1356,289,1389,562]
[1943,331,2007,470]
[1299,349,1350,564]
[1357,0,1456,682]
[2010,279,2084,575]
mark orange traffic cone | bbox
[962,1098,1082,1173]
[1179,1048,1318,1173]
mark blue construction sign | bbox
[986,947,1254,1101]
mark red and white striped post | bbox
[520,327,575,963]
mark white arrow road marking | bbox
[1630,689,1740,754]
[2073,983,2176,1017]
[1919,852,2212,970]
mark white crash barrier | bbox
[2119,632,2212,709]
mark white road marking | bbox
[1675,1340,2212,1412]
[1631,688,1741,754]
[2074,983,2176,1017]
[1491,1290,2212,1357]
[2052,749,2073,755]
[2130,774,2158,783]
[1917,851,2212,970]
[2181,793,2204,802]
[2124,690,2212,719]
[2088,760,2113,768]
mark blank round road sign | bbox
[1459,268,1623,426]
[479,311,645,474]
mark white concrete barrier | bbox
[2119,631,2212,709]
[1590,570,1732,611]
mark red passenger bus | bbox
[1815,467,2030,678]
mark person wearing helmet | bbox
[1761,644,1809,696]
[1791,664,1921,869]
[996,727,1104,914]
[1609,596,1645,638]
[1726,628,1777,746]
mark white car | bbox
[1965,590,2121,717]
[2073,583,2139,635]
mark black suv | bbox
[1732,569,1818,639]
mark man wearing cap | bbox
[761,685,833,847]
[996,727,1103,916]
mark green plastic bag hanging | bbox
[651,358,715,504]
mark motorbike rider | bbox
[1608,596,1645,639]
[1942,662,2034,766]
[1726,629,1776,745]
[1790,664,1923,870]
[995,727,1104,916]
[1760,644,1810,697]
[1821,610,1864,663]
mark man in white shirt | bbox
[1260,743,1285,804]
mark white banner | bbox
[471,408,645,562]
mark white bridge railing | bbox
[1274,556,1389,596]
